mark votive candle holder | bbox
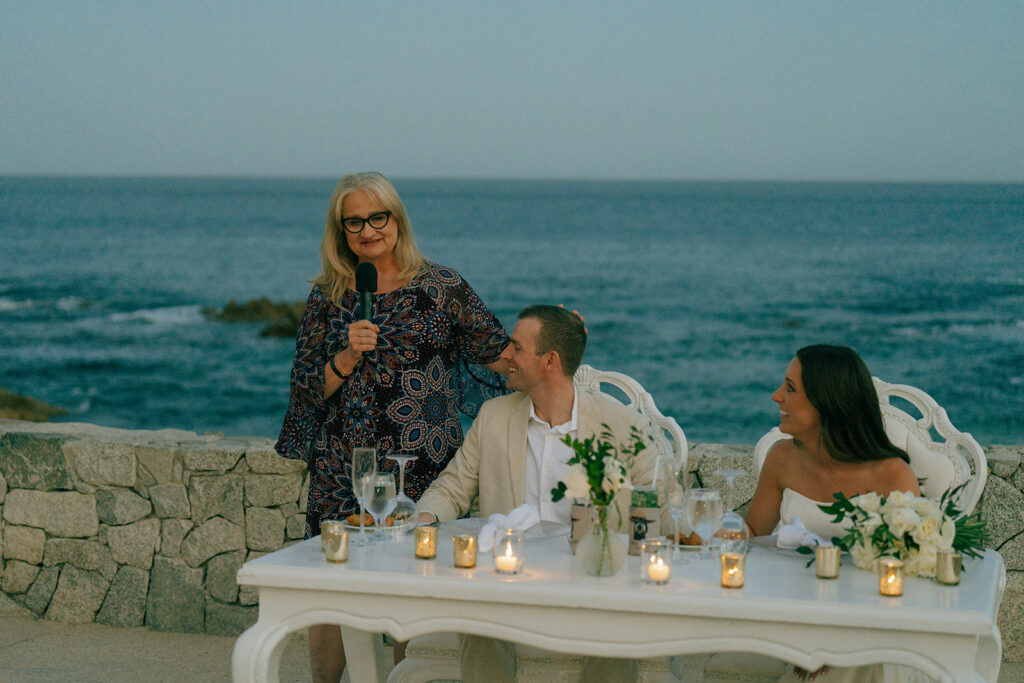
[936,550,962,585]
[493,529,524,575]
[814,545,840,579]
[720,551,746,588]
[878,558,904,596]
[641,540,671,585]
[414,525,438,559]
[453,534,478,568]
[320,521,349,563]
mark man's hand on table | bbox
[416,512,438,525]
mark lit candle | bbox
[935,550,962,585]
[641,539,671,585]
[878,558,904,596]
[494,529,524,575]
[320,521,349,563]
[453,534,477,568]
[720,551,745,588]
[414,525,438,559]
[814,545,840,579]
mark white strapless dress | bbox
[776,488,934,683]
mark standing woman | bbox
[275,172,509,682]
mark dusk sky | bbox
[2,1,1022,182]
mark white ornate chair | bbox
[703,376,987,683]
[389,364,686,683]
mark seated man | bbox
[417,304,656,683]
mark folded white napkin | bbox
[776,516,830,549]
[478,504,541,552]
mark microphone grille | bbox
[355,262,378,293]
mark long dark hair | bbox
[796,344,909,464]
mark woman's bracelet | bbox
[329,354,350,379]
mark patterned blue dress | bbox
[275,262,508,537]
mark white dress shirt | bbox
[524,389,578,525]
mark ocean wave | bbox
[107,305,205,325]
[0,297,37,312]
[57,296,87,311]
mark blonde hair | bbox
[314,172,426,304]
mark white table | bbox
[232,527,1005,683]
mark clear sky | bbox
[2,1,1022,182]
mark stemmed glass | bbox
[685,488,723,560]
[367,473,397,540]
[665,470,689,565]
[350,447,377,546]
[386,454,419,533]
[714,469,752,553]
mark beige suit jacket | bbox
[417,384,655,532]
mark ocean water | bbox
[1,177,1022,445]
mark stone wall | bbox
[1,421,1021,661]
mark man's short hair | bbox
[517,304,587,377]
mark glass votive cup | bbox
[414,525,438,559]
[815,545,840,579]
[720,551,746,588]
[453,534,478,568]
[936,550,962,585]
[493,529,524,575]
[878,558,904,596]
[569,502,593,555]
[641,539,671,585]
[321,521,349,563]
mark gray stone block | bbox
[246,506,284,551]
[96,488,152,525]
[150,483,190,518]
[159,518,193,558]
[3,489,99,538]
[205,595,257,636]
[999,533,1024,571]
[180,517,245,568]
[0,472,7,502]
[245,473,303,507]
[0,433,74,490]
[3,524,45,564]
[23,565,60,614]
[987,445,1022,479]
[999,570,1023,662]
[299,473,309,513]
[134,444,177,484]
[980,476,1024,548]
[286,513,306,540]
[188,474,243,525]
[206,549,246,603]
[146,557,204,633]
[184,441,245,472]
[43,538,118,581]
[96,566,149,627]
[246,444,307,474]
[107,517,160,569]
[67,439,136,487]
[45,565,110,623]
[3,560,40,594]
[0,592,34,617]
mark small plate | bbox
[343,519,416,537]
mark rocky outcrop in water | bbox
[201,298,304,338]
[0,388,67,422]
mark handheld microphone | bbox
[355,262,377,321]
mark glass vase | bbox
[575,505,627,576]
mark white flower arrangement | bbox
[803,483,986,578]
[551,424,647,508]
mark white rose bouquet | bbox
[550,424,648,509]
[803,483,986,578]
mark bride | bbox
[745,345,929,683]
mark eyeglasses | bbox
[340,210,392,234]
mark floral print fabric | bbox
[275,262,508,537]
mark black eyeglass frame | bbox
[340,210,392,234]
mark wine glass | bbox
[714,469,752,553]
[350,447,377,546]
[386,454,419,534]
[367,473,397,540]
[665,473,689,565]
[685,488,723,559]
